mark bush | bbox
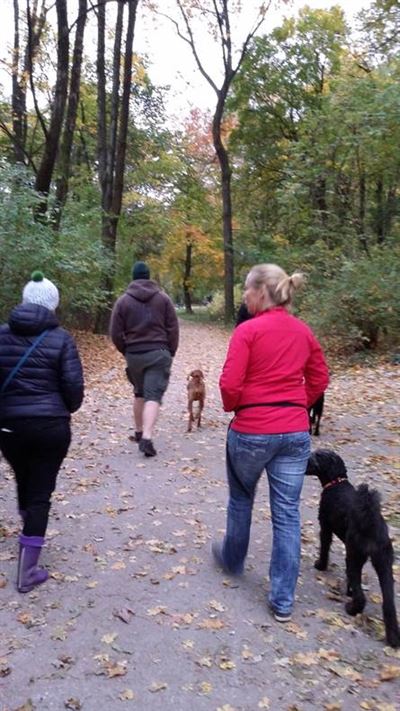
[301,245,400,352]
[0,160,109,326]
[207,284,244,321]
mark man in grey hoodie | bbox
[110,262,179,457]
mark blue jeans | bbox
[221,428,310,615]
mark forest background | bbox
[0,0,399,355]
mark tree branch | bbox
[0,120,38,172]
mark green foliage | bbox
[300,245,400,352]
[208,284,244,321]
[0,160,109,325]
[0,161,56,315]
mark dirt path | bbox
[1,320,399,711]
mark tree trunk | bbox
[374,177,385,243]
[53,0,87,230]
[95,0,140,333]
[212,86,234,322]
[34,0,69,215]
[311,174,328,226]
[10,0,47,166]
[170,1,266,323]
[11,0,25,163]
[112,0,138,221]
[357,170,369,254]
[183,241,193,313]
[385,183,397,238]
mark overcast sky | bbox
[0,0,372,119]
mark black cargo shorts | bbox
[125,349,172,403]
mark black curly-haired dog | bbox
[306,448,400,647]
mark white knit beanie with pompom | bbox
[22,270,60,311]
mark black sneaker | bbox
[139,438,157,457]
[129,431,142,443]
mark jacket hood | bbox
[126,279,162,303]
[8,303,59,335]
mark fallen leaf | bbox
[14,702,34,711]
[292,652,319,666]
[197,618,226,630]
[379,664,400,681]
[328,663,362,681]
[219,659,236,671]
[198,681,213,694]
[119,689,135,701]
[149,681,168,692]
[196,656,212,668]
[208,599,225,612]
[147,606,168,617]
[113,607,135,624]
[99,660,127,678]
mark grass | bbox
[176,305,229,326]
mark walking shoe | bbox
[129,431,143,443]
[273,611,292,623]
[269,604,292,623]
[17,535,48,593]
[139,438,157,457]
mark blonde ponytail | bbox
[246,264,305,308]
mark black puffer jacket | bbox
[0,303,84,421]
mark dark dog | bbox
[308,394,324,436]
[187,369,205,432]
[306,448,400,647]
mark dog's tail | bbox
[351,483,385,542]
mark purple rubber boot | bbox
[17,535,49,593]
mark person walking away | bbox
[213,264,329,622]
[110,261,179,457]
[235,301,252,326]
[0,271,84,592]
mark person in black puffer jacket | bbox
[0,271,84,593]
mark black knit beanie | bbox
[132,261,150,280]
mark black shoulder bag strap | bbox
[0,329,49,396]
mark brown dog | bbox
[187,369,205,432]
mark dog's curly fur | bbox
[306,448,400,647]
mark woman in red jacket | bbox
[213,264,329,622]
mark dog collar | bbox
[323,477,347,491]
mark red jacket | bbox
[219,307,329,434]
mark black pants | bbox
[0,417,71,537]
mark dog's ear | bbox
[307,449,347,481]
[305,452,319,476]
